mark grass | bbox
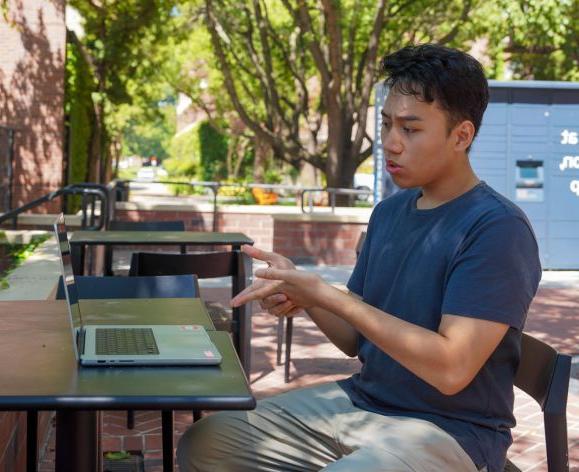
[0,234,50,289]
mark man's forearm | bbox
[305,306,358,357]
[314,282,494,395]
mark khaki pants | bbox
[177,382,481,472]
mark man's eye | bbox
[382,121,391,129]
[403,127,416,134]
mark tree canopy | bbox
[167,0,578,189]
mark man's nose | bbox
[382,128,403,155]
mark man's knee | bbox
[176,411,248,472]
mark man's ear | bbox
[453,120,475,152]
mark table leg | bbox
[71,244,85,275]
[233,251,253,375]
[27,410,37,472]
[162,410,174,472]
[55,410,99,472]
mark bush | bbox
[165,120,231,183]
[199,121,228,181]
[164,125,200,178]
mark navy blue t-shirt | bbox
[340,182,541,472]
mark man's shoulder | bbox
[374,189,416,214]
[469,183,534,231]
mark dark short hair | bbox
[381,44,489,147]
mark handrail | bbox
[0,184,109,230]
[113,179,373,221]
[0,126,15,215]
[300,187,373,214]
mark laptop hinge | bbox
[77,329,86,356]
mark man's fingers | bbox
[230,279,266,304]
[242,245,290,268]
[269,300,294,317]
[254,267,295,282]
[231,281,281,307]
[261,293,288,309]
[242,245,278,264]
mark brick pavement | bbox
[38,283,578,471]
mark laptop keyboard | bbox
[95,328,160,355]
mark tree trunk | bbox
[253,136,269,183]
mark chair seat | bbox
[205,301,232,332]
[503,459,521,472]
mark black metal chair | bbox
[505,333,571,471]
[276,315,293,383]
[55,274,197,300]
[54,274,198,472]
[129,250,252,372]
[104,219,186,275]
[276,230,368,383]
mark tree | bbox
[197,0,482,192]
[491,0,578,81]
[67,0,178,183]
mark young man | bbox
[177,44,541,472]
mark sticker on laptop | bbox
[204,350,215,358]
[180,325,202,331]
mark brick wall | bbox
[273,218,366,265]
[0,0,66,210]
[113,207,368,264]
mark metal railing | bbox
[114,179,373,222]
[0,183,111,230]
[0,126,15,214]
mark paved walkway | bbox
[3,243,575,471]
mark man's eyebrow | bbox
[381,111,422,122]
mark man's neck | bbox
[417,168,480,210]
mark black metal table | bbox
[0,299,255,472]
[70,231,254,373]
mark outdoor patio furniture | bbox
[70,229,253,277]
[104,219,186,275]
[0,300,253,472]
[54,274,200,469]
[276,316,293,383]
[505,332,571,472]
[129,250,253,373]
[55,274,198,301]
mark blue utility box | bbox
[373,80,579,269]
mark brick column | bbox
[0,0,66,210]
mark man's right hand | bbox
[237,245,302,317]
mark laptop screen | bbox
[53,214,83,341]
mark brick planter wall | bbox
[113,205,369,265]
[272,217,367,265]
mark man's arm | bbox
[305,293,361,357]
[233,268,509,395]
[321,285,509,395]
[235,245,359,357]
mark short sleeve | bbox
[441,215,541,329]
[347,204,380,297]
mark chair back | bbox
[355,232,367,259]
[513,332,571,472]
[104,220,186,275]
[108,220,186,231]
[55,274,198,300]
[129,251,240,280]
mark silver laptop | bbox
[53,214,222,366]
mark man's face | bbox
[380,90,458,189]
